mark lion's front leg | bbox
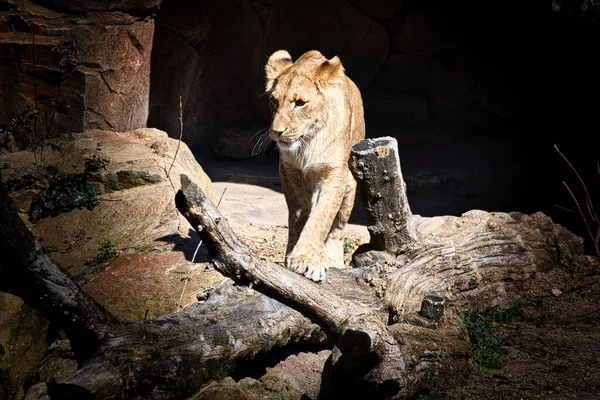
[286,167,346,282]
[324,172,357,269]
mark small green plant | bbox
[458,303,523,375]
[84,153,110,172]
[27,164,99,223]
[343,237,355,254]
[96,240,117,261]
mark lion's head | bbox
[264,50,347,154]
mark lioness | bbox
[264,49,365,282]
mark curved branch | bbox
[176,174,407,394]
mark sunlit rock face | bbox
[0,127,215,277]
[0,0,159,136]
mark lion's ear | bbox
[316,56,345,86]
[265,50,293,92]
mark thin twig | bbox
[555,144,600,259]
[167,96,184,178]
[176,187,228,311]
[563,181,596,245]
[555,144,598,224]
[555,204,576,214]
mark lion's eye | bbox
[269,97,278,109]
[295,99,306,107]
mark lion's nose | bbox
[271,128,285,137]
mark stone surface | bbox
[148,0,264,152]
[0,127,216,398]
[263,0,389,86]
[391,11,449,57]
[84,252,226,320]
[347,0,402,20]
[36,0,162,12]
[372,53,434,100]
[0,0,155,136]
[0,294,48,400]
[428,58,466,127]
[0,128,216,278]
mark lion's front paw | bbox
[286,243,330,282]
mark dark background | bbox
[2,0,599,250]
[148,0,600,250]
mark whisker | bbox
[252,133,265,157]
[252,132,273,158]
[260,135,273,157]
[250,127,269,141]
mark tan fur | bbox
[265,49,365,282]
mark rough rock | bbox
[0,0,155,136]
[36,0,162,12]
[0,128,216,278]
[363,92,430,124]
[0,294,48,400]
[428,58,466,127]
[346,0,402,20]
[1,127,215,398]
[84,252,226,320]
[267,349,332,400]
[263,0,389,86]
[391,11,450,57]
[372,53,434,100]
[148,0,264,152]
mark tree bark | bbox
[176,175,409,396]
[349,137,417,256]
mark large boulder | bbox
[0,0,156,136]
[0,294,49,400]
[0,128,215,278]
[1,127,217,398]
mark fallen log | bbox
[1,135,595,399]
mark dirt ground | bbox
[445,268,600,400]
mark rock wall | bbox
[147,0,264,152]
[0,0,157,136]
[147,0,536,154]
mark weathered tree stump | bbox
[349,137,417,256]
